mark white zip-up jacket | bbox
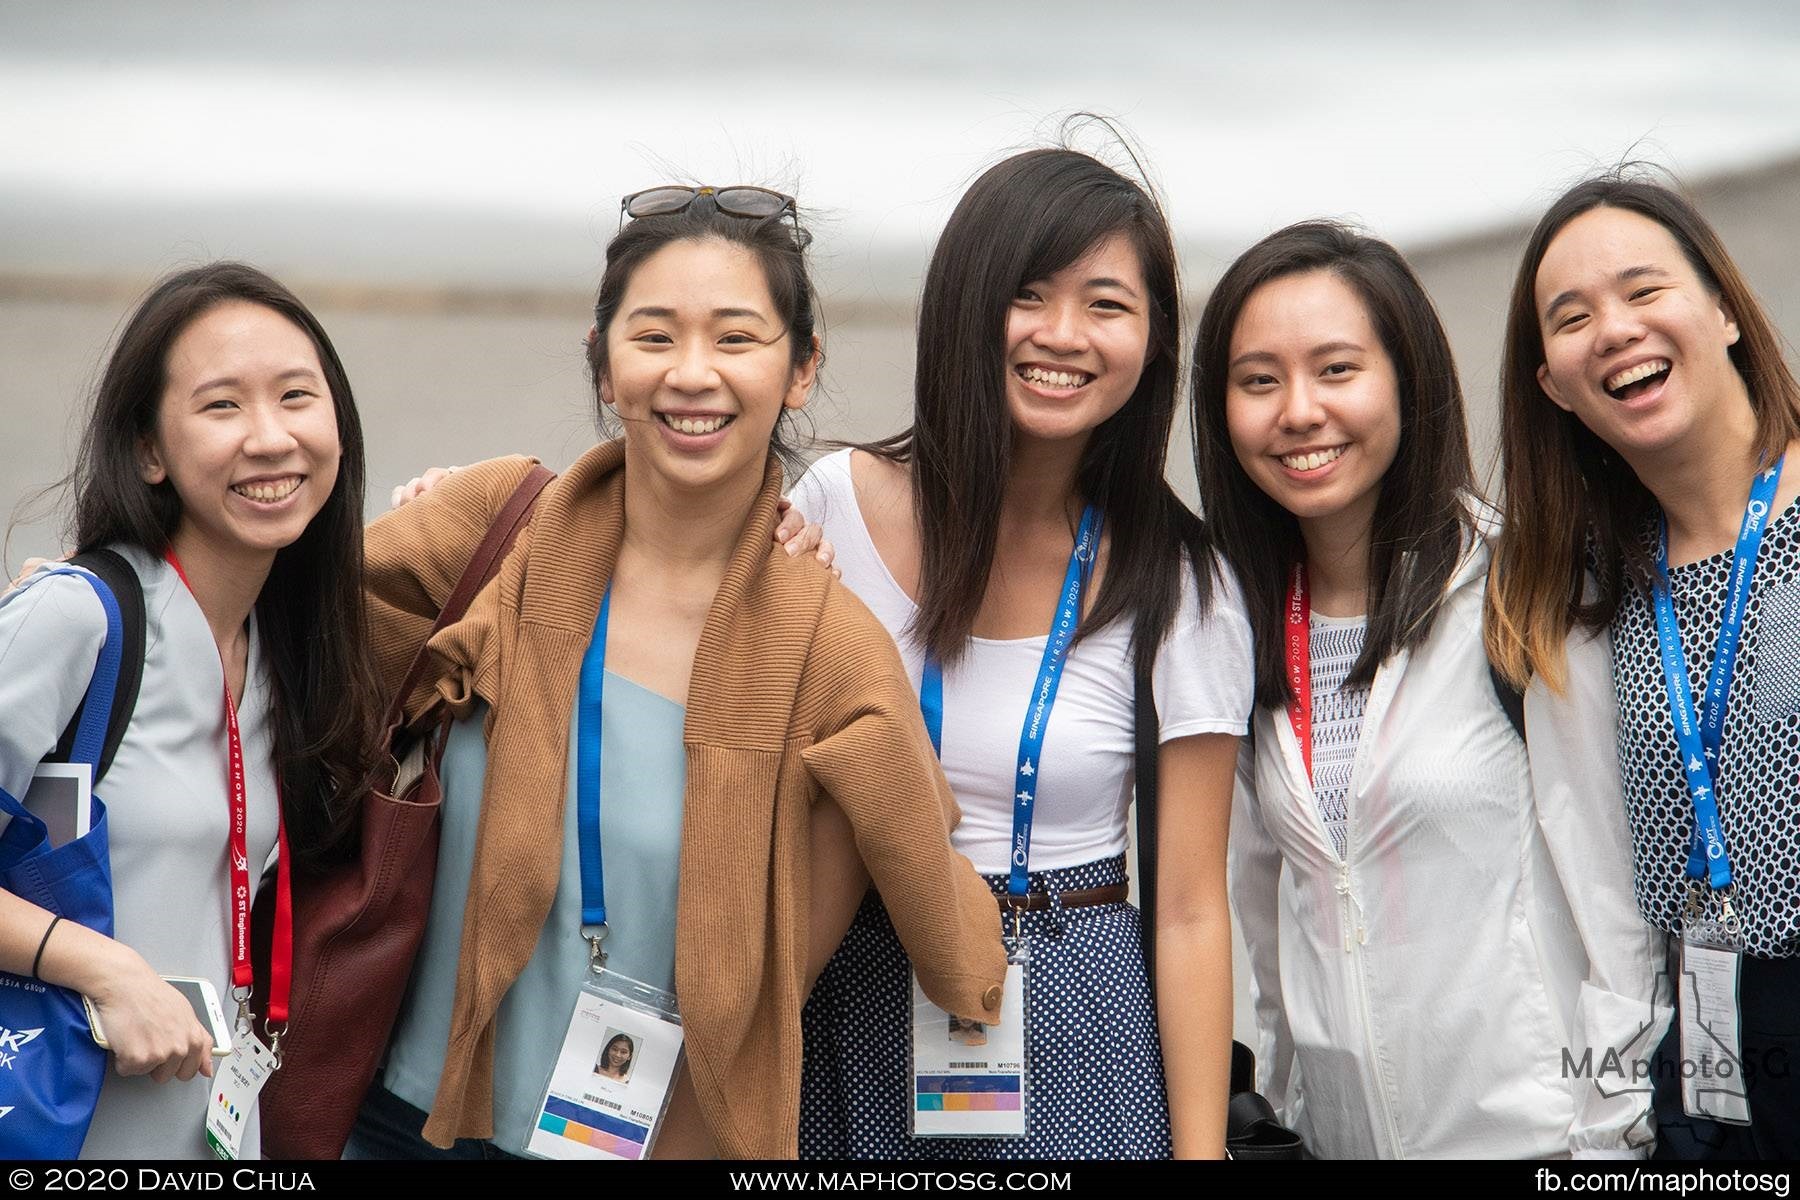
[1231,534,1670,1159]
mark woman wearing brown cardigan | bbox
[346,189,1007,1159]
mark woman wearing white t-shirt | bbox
[1192,222,1662,1158]
[791,148,1253,1160]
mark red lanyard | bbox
[1284,562,1313,784]
[165,552,293,1031]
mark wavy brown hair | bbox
[1485,172,1800,691]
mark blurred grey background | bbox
[5,1,1799,1043]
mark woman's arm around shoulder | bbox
[364,455,542,704]
[794,581,1007,1026]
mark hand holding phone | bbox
[81,961,228,1083]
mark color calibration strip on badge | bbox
[915,1074,1024,1111]
[536,1095,651,1159]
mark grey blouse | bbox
[0,545,279,1159]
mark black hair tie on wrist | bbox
[31,915,62,981]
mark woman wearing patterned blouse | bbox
[1490,173,1800,1159]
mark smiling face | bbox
[1224,270,1402,535]
[1533,205,1744,462]
[141,300,341,569]
[602,237,815,495]
[605,1039,631,1069]
[1003,232,1150,447]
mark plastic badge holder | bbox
[909,950,1029,1139]
[1680,907,1751,1126]
[526,968,684,1160]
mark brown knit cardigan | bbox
[363,440,1007,1157]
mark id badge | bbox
[203,1033,275,1160]
[1679,917,1751,1126]
[909,955,1028,1138]
[525,968,684,1160]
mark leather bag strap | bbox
[383,465,556,732]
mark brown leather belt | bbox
[995,883,1129,912]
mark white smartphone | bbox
[83,975,233,1059]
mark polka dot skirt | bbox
[800,854,1173,1160]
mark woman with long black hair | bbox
[793,148,1250,1160]
[1194,221,1660,1159]
[0,262,384,1158]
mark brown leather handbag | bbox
[253,466,554,1160]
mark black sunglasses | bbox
[618,185,797,231]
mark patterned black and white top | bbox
[1309,614,1369,859]
[1610,505,1800,958]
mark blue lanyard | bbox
[1651,456,1783,892]
[919,505,1102,898]
[576,585,613,932]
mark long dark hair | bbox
[69,261,382,865]
[1192,221,1477,709]
[1485,172,1800,690]
[586,193,819,477]
[867,148,1214,673]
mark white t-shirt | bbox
[788,449,1254,874]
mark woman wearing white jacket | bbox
[1190,222,1667,1158]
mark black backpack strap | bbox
[1133,661,1160,981]
[51,549,147,784]
[1479,565,1527,745]
[1489,660,1526,744]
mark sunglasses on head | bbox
[618,185,797,230]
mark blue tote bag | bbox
[0,567,124,1159]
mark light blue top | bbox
[383,673,686,1151]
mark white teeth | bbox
[231,478,300,503]
[1020,366,1091,389]
[1605,359,1671,393]
[661,414,730,435]
[1279,446,1346,472]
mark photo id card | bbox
[203,1032,275,1160]
[909,961,1027,1138]
[1679,923,1751,1126]
[525,969,684,1160]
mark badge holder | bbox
[1646,463,1783,1131]
[204,1002,283,1160]
[524,925,685,1161]
[1679,885,1751,1126]
[910,905,1029,1138]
